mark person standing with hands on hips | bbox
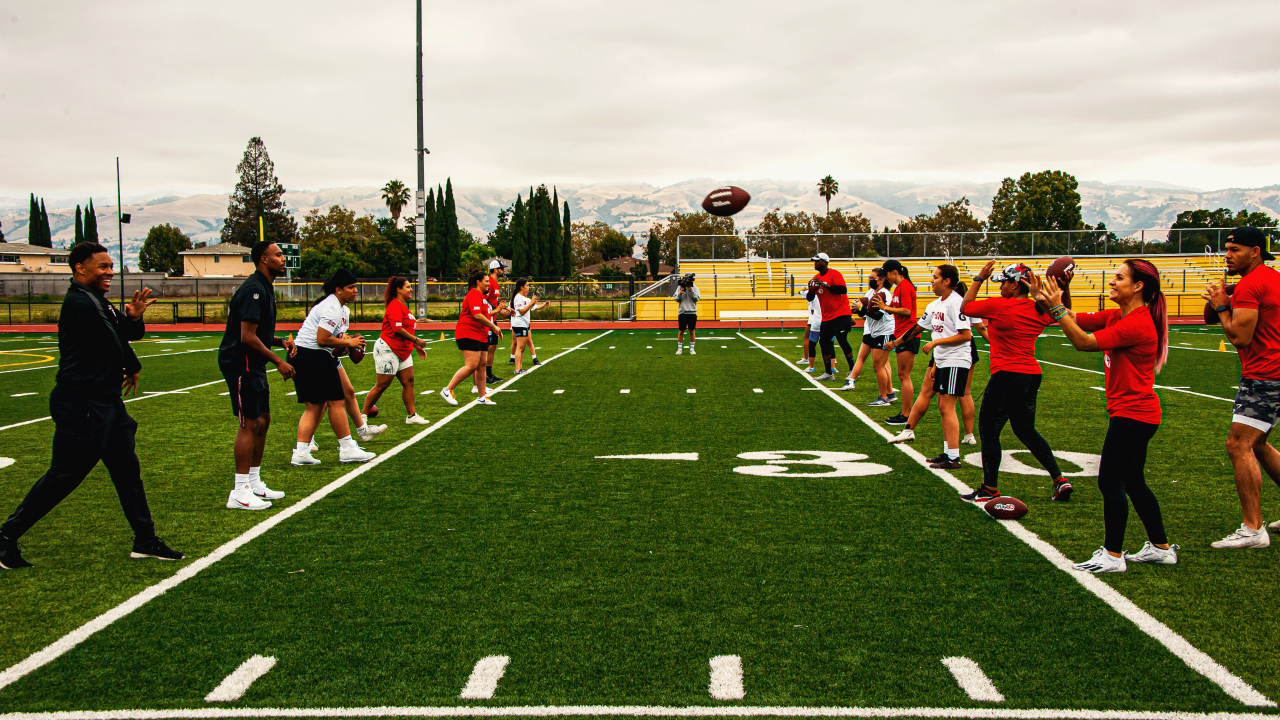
[674,273,700,355]
[1,242,183,570]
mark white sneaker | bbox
[837,378,856,392]
[676,346,683,355]
[888,428,915,444]
[249,479,285,500]
[470,384,479,394]
[339,445,377,463]
[1211,524,1271,550]
[1073,546,1126,573]
[227,485,272,511]
[290,449,321,466]
[815,372,835,380]
[477,396,497,406]
[1269,519,1280,531]
[962,433,977,445]
[690,347,696,355]
[795,358,807,364]
[1125,541,1179,565]
[405,414,429,425]
[309,439,319,452]
[440,387,458,406]
[357,423,387,441]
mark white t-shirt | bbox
[863,288,894,337]
[807,294,822,329]
[295,294,350,355]
[510,293,532,329]
[917,292,972,369]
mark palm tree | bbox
[381,179,413,229]
[817,175,839,216]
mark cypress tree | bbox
[28,195,40,246]
[511,195,527,276]
[647,229,661,278]
[541,187,554,277]
[424,188,438,276]
[444,178,459,277]
[84,199,99,243]
[562,200,572,276]
[33,199,52,248]
[549,188,562,278]
[530,189,545,277]
[435,184,449,277]
[75,205,84,245]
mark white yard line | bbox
[459,656,511,700]
[0,330,613,694]
[203,655,276,703]
[0,347,216,376]
[940,657,1003,702]
[738,332,1274,708]
[596,453,699,461]
[996,354,1234,402]
[0,378,227,433]
[708,655,745,701]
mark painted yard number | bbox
[733,451,893,478]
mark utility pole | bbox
[117,157,124,308]
[414,0,427,316]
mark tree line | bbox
[485,185,573,278]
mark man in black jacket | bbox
[0,242,183,570]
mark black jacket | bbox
[55,280,144,397]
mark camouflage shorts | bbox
[1232,377,1280,432]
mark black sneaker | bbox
[1052,478,1074,501]
[532,359,541,366]
[130,536,185,561]
[929,457,963,470]
[488,373,504,384]
[507,357,515,365]
[960,485,1001,503]
[0,537,32,570]
[884,413,909,426]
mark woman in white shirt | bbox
[510,278,550,374]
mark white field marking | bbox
[356,390,369,395]
[721,345,727,348]
[610,346,616,349]
[963,450,1101,478]
[757,336,800,339]
[219,392,230,396]
[2,708,1280,720]
[10,392,36,397]
[0,378,226,433]
[654,336,736,341]
[0,458,14,470]
[620,389,630,394]
[753,388,763,393]
[0,330,613,694]
[203,655,277,702]
[708,655,745,700]
[646,346,653,349]
[596,453,699,461]
[989,352,1237,403]
[738,331,1275,707]
[554,389,564,394]
[0,346,216,376]
[687,388,697,394]
[142,390,190,395]
[940,657,1004,702]
[286,392,297,396]
[1091,387,1106,392]
[459,655,511,699]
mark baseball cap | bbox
[488,259,506,270]
[1226,227,1276,261]
[990,263,1033,284]
[811,252,831,262]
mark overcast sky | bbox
[3,0,1279,201]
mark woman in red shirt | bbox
[441,270,504,407]
[1033,259,1177,573]
[362,276,428,425]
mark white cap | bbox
[488,259,506,270]
[812,252,831,262]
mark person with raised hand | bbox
[363,276,429,426]
[509,277,551,375]
[442,270,504,407]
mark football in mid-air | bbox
[1203,284,1237,325]
[984,496,1028,520]
[701,186,750,217]
[1046,256,1075,308]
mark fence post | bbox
[1141,230,1145,255]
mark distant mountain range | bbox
[3,179,1278,268]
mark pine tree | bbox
[541,187,554,277]
[528,188,543,277]
[221,136,298,247]
[28,195,41,246]
[84,199,99,244]
[549,188,562,278]
[562,200,572,276]
[511,195,527,276]
[75,205,84,245]
[435,184,449,277]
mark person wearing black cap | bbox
[1203,226,1280,549]
[873,259,919,425]
[0,242,183,570]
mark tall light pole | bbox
[414,0,427,316]
[117,157,125,307]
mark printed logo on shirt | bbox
[1105,353,1112,369]
[253,293,259,299]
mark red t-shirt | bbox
[1077,307,1161,424]
[456,288,491,342]
[812,269,851,322]
[965,296,1053,375]
[1231,263,1280,381]
[890,279,917,334]
[380,299,417,360]
[486,276,502,317]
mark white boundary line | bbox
[0,330,613,694]
[737,332,1273,708]
[203,655,277,703]
[0,705,1277,719]
[0,347,216,376]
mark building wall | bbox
[184,253,253,278]
[0,252,73,274]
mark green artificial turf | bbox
[0,326,1277,715]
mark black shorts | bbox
[488,331,500,346]
[678,314,698,330]
[970,339,980,366]
[894,336,921,354]
[292,346,344,404]
[819,314,854,343]
[513,327,530,338]
[456,337,488,353]
[933,365,971,396]
[862,332,888,350]
[222,364,270,422]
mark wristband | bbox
[1049,304,1069,321]
[1215,304,1230,315]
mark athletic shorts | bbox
[488,330,500,346]
[221,364,269,422]
[971,339,980,366]
[456,337,488,353]
[808,329,821,343]
[678,314,698,330]
[894,336,921,354]
[1232,377,1280,432]
[933,365,970,396]
[818,314,854,343]
[373,337,413,376]
[292,346,344,404]
[862,333,889,350]
[513,327,530,337]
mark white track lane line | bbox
[203,655,277,702]
[708,655,745,701]
[0,378,227,433]
[738,332,1273,708]
[459,656,511,699]
[0,330,613,694]
[940,657,1004,702]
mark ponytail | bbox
[1124,259,1168,373]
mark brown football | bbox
[984,496,1028,520]
[1047,256,1075,309]
[701,186,750,217]
[1203,284,1237,325]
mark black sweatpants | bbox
[1099,416,1166,553]
[1,387,156,543]
[978,371,1061,488]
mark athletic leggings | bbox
[978,372,1061,488]
[1098,416,1167,553]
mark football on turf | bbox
[984,496,1028,520]
[1203,284,1237,325]
[349,337,366,364]
[701,186,750,217]
[1047,256,1075,309]
[367,405,379,418]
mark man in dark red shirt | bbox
[1203,226,1280,549]
[808,253,854,380]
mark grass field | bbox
[0,322,1278,719]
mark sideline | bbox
[0,330,613,694]
[738,332,1272,708]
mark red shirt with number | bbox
[1076,307,1161,424]
[1231,263,1280,381]
[456,288,491,342]
[380,298,417,360]
[964,296,1053,374]
[890,278,917,335]
[811,268,851,322]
